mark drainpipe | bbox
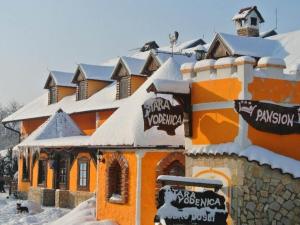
[135,151,145,225]
[3,122,21,143]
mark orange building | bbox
[2,39,201,224]
[178,6,300,224]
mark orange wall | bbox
[57,86,76,101]
[249,77,300,103]
[32,153,52,188]
[18,156,30,192]
[192,109,239,145]
[69,152,97,192]
[96,109,116,127]
[140,152,169,225]
[248,77,300,160]
[21,117,47,137]
[87,80,111,98]
[97,152,137,225]
[71,112,96,135]
[131,76,147,95]
[192,78,241,104]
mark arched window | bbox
[108,160,121,196]
[77,157,90,191]
[38,159,47,187]
[58,159,68,189]
[21,155,29,181]
[106,153,128,204]
[165,160,185,177]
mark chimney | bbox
[232,6,264,37]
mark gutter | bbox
[3,122,21,143]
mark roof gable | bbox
[111,56,146,80]
[36,109,83,140]
[206,33,279,59]
[232,6,264,23]
[72,64,114,83]
[44,71,76,89]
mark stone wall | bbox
[186,155,300,225]
[69,191,94,208]
[28,187,55,206]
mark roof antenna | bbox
[275,8,278,30]
[169,31,179,57]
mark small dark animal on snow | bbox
[16,203,29,213]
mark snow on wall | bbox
[151,79,190,94]
[88,58,185,147]
[186,142,300,178]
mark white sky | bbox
[0,0,299,105]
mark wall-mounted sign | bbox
[154,186,228,225]
[235,100,300,135]
[142,97,183,135]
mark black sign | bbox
[154,186,228,225]
[142,97,184,135]
[235,100,300,135]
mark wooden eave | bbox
[72,66,87,84]
[205,34,233,59]
[140,51,161,75]
[111,58,130,80]
[44,73,56,89]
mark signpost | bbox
[155,176,228,225]
[235,100,300,135]
[142,97,184,135]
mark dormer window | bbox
[111,57,147,100]
[49,87,58,104]
[44,71,76,105]
[77,80,87,101]
[141,53,161,76]
[119,76,129,99]
[251,17,257,26]
[72,64,114,101]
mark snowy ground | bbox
[0,189,70,225]
[0,189,117,225]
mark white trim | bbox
[192,101,234,112]
[135,151,145,225]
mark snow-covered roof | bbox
[232,6,264,22]
[155,51,195,65]
[16,110,87,148]
[45,71,76,88]
[207,30,300,69]
[2,82,119,123]
[148,79,190,94]
[88,58,185,147]
[186,142,300,178]
[159,38,206,53]
[217,32,278,58]
[76,63,114,82]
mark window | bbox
[109,161,121,196]
[49,87,57,104]
[77,80,87,100]
[118,77,129,99]
[22,156,29,181]
[58,159,67,189]
[166,160,185,177]
[38,160,47,186]
[77,158,89,191]
[106,154,128,204]
[250,17,257,26]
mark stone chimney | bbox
[232,6,264,37]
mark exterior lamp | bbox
[97,150,105,163]
[48,152,57,169]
